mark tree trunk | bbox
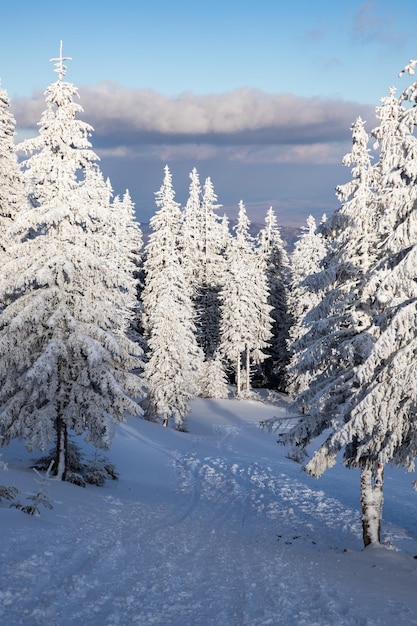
[245,347,250,393]
[55,415,68,481]
[236,351,241,395]
[360,463,384,547]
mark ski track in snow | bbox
[1,402,417,625]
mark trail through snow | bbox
[1,394,417,625]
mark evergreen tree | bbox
[199,352,229,399]
[112,189,144,343]
[0,81,23,497]
[142,166,203,429]
[220,213,232,250]
[271,64,417,547]
[256,207,290,390]
[266,116,382,543]
[180,167,203,288]
[219,201,273,396]
[301,61,417,546]
[0,81,26,260]
[286,215,327,398]
[195,177,226,360]
[286,117,378,419]
[0,44,145,481]
[180,170,228,397]
[181,171,225,357]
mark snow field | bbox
[1,395,417,625]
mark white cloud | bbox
[12,83,372,156]
[10,83,368,225]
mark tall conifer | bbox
[142,166,203,429]
[0,44,145,480]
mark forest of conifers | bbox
[2,50,417,546]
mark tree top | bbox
[50,41,72,80]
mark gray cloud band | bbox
[12,84,372,155]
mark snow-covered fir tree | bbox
[0,81,26,262]
[265,115,384,544]
[0,80,22,487]
[180,167,203,288]
[0,44,145,481]
[256,207,291,391]
[179,170,229,398]
[199,352,229,399]
[286,215,327,398]
[302,61,417,546]
[271,64,417,547]
[181,170,224,355]
[111,189,144,343]
[286,117,378,419]
[196,176,227,357]
[219,200,273,396]
[287,215,327,346]
[142,165,203,429]
[195,177,230,396]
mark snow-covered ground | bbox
[1,392,417,625]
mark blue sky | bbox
[2,1,417,226]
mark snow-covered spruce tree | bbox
[180,167,203,288]
[142,165,203,429]
[270,66,417,547]
[199,352,229,399]
[179,169,229,397]
[0,45,145,481]
[256,207,291,391]
[285,117,378,420]
[220,213,232,250]
[219,200,273,396]
[111,189,145,344]
[286,215,328,398]
[196,176,226,358]
[0,78,27,495]
[297,61,417,547]
[265,115,385,544]
[181,171,225,351]
[0,81,26,263]
[196,177,230,396]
